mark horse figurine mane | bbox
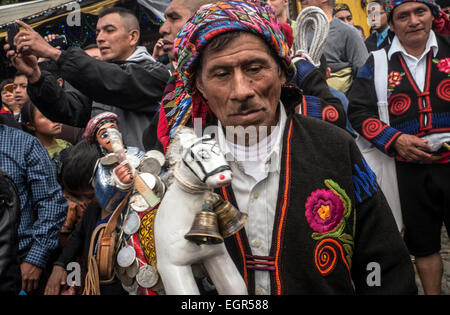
[154,128,247,295]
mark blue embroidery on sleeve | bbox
[353,158,378,203]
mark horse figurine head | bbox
[181,132,232,188]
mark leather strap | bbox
[97,191,132,282]
[104,191,132,237]
[83,223,107,295]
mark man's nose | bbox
[409,14,421,26]
[230,71,255,101]
[96,30,105,43]
[159,21,169,36]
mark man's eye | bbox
[247,66,262,73]
[101,132,109,139]
[215,72,229,78]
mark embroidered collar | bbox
[388,30,438,61]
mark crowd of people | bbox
[0,0,449,296]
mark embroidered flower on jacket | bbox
[435,58,450,75]
[305,188,345,234]
[388,71,404,88]
[306,180,355,275]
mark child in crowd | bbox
[21,101,72,163]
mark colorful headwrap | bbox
[333,3,351,15]
[157,0,296,153]
[83,111,119,144]
[174,0,296,93]
[386,0,441,17]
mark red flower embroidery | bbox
[388,71,403,88]
[437,58,450,74]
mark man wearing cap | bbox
[333,3,354,25]
[348,0,450,294]
[1,79,15,114]
[0,79,22,129]
[162,0,416,294]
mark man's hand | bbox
[152,38,166,59]
[44,265,67,295]
[4,41,41,83]
[20,262,43,293]
[13,20,61,61]
[394,134,433,163]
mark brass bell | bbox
[185,210,224,245]
[213,199,248,238]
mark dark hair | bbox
[13,72,26,80]
[20,101,37,135]
[98,7,140,32]
[354,24,365,33]
[60,140,100,192]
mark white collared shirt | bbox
[387,30,438,91]
[217,104,287,295]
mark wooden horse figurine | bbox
[154,128,248,295]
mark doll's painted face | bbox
[96,122,118,153]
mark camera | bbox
[7,22,20,52]
[49,35,68,50]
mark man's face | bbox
[267,0,288,18]
[389,2,433,52]
[13,75,30,107]
[96,122,119,153]
[159,0,193,61]
[96,13,137,61]
[1,85,15,107]
[195,33,286,139]
[335,10,354,25]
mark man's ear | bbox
[195,74,206,98]
[26,121,35,131]
[279,67,287,86]
[388,20,395,33]
[129,29,140,47]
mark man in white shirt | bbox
[348,0,450,295]
[173,0,417,294]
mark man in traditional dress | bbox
[348,0,450,295]
[166,0,417,294]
